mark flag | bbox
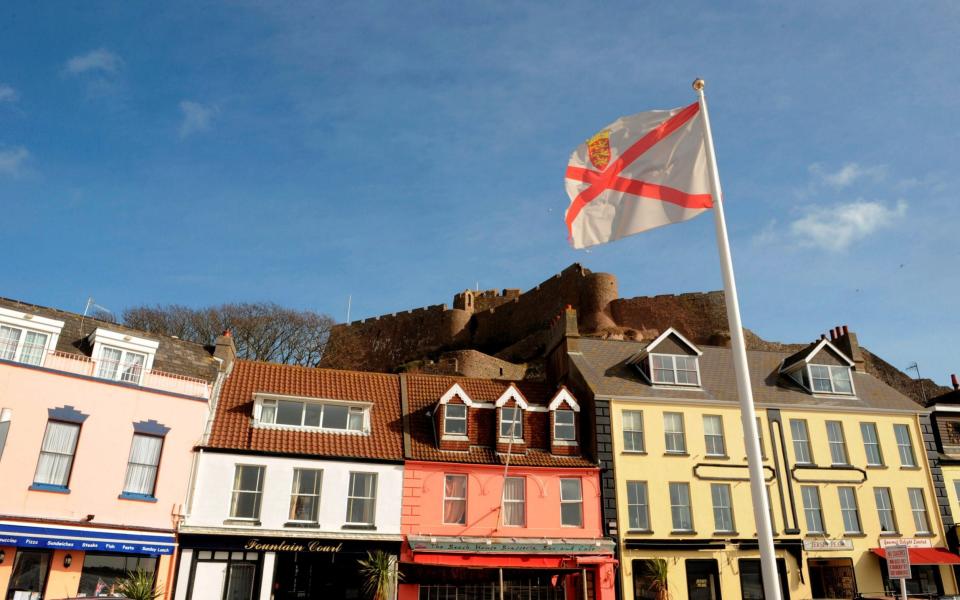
[564,102,714,249]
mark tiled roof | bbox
[403,373,596,468]
[206,360,404,461]
[569,337,920,413]
[0,297,218,383]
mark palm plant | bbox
[643,558,670,600]
[114,568,163,600]
[358,550,403,600]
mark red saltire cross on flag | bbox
[564,102,714,249]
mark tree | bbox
[114,568,163,600]
[122,302,338,367]
[358,550,402,600]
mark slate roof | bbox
[0,296,218,383]
[929,389,960,406]
[568,337,920,413]
[206,360,404,461]
[403,373,596,468]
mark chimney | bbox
[952,374,959,391]
[833,325,865,372]
[213,329,237,372]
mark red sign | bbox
[886,545,912,579]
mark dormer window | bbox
[443,404,467,436]
[500,407,523,439]
[554,410,576,441]
[257,396,368,433]
[650,354,700,386]
[810,365,853,395]
[780,337,856,396]
[97,347,147,384]
[0,307,64,368]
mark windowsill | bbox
[866,464,888,469]
[663,452,689,457]
[29,483,69,494]
[899,465,921,471]
[843,532,867,538]
[342,524,377,531]
[627,529,653,535]
[622,450,647,455]
[713,531,738,536]
[552,440,578,446]
[830,463,853,468]
[498,438,525,444]
[223,518,261,526]
[118,492,158,503]
[794,462,816,468]
[705,454,730,460]
[441,434,469,442]
[284,521,320,528]
[670,530,696,535]
[252,422,369,436]
[879,532,902,537]
[805,533,829,538]
[914,532,935,537]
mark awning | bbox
[406,535,615,556]
[0,521,175,556]
[872,547,960,565]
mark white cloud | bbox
[790,200,907,251]
[809,162,886,188]
[65,49,122,75]
[178,101,218,138]
[0,84,17,103]
[0,147,30,177]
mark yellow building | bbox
[550,314,959,600]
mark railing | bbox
[2,349,211,399]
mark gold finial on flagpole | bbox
[692,78,705,91]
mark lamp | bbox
[63,554,72,568]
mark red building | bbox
[397,374,617,600]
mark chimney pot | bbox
[829,330,835,341]
[952,374,959,391]
[842,325,849,335]
[821,334,827,340]
[223,329,232,337]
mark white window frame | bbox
[443,404,468,438]
[499,407,523,441]
[345,472,378,526]
[33,420,81,488]
[790,419,813,465]
[669,482,693,532]
[88,328,158,385]
[664,412,686,454]
[442,474,468,525]
[807,364,855,395]
[908,488,931,534]
[229,464,265,521]
[0,307,63,368]
[553,410,576,442]
[874,487,898,534]
[502,476,526,527]
[626,481,649,531]
[703,415,726,457]
[559,478,583,528]
[255,394,370,434]
[622,410,645,453]
[801,485,824,534]
[826,421,849,465]
[122,433,163,498]
[861,422,884,466]
[649,353,701,387]
[894,424,917,467]
[838,487,862,534]
[711,483,735,533]
[289,468,323,523]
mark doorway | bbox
[686,559,721,600]
[809,558,857,599]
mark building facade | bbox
[0,299,221,600]
[173,360,405,600]
[397,374,617,600]
[549,309,960,600]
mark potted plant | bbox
[643,558,669,600]
[114,568,163,600]
[358,550,403,600]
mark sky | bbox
[1,2,957,386]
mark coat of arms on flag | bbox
[564,102,714,249]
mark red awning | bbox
[872,547,960,565]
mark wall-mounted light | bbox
[63,554,72,568]
[0,549,5,563]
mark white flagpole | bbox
[694,78,783,600]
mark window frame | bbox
[0,324,50,366]
[229,464,265,521]
[622,410,645,453]
[345,471,378,526]
[790,419,814,465]
[894,424,917,468]
[807,364,855,395]
[288,468,323,523]
[801,485,825,534]
[703,415,727,457]
[626,481,650,531]
[502,476,526,527]
[838,487,862,534]
[663,412,686,454]
[97,345,148,385]
[32,420,82,490]
[908,488,931,534]
[443,404,468,437]
[861,422,885,466]
[711,483,735,533]
[121,432,164,499]
[257,396,369,434]
[559,478,583,528]
[826,421,850,466]
[874,487,898,534]
[553,409,576,442]
[442,473,468,525]
[499,407,524,440]
[668,482,693,532]
[649,353,701,387]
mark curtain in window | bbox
[124,434,162,495]
[503,478,525,525]
[98,347,123,379]
[120,352,146,383]
[35,422,79,486]
[444,476,467,524]
[0,326,20,360]
[20,331,47,365]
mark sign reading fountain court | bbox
[243,539,343,553]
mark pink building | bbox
[398,375,617,600]
[0,299,227,600]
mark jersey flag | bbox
[564,102,714,249]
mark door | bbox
[686,559,722,600]
[809,558,857,599]
[5,550,51,600]
[191,561,228,600]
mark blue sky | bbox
[1,2,957,385]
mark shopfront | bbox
[0,520,175,600]
[399,536,617,600]
[176,534,401,600]
[872,545,960,597]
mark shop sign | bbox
[243,539,343,553]
[878,538,932,548]
[408,537,614,555]
[802,539,853,551]
[0,523,175,556]
[886,545,912,579]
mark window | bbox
[502,477,526,526]
[826,421,849,465]
[790,419,813,464]
[500,407,523,439]
[6,550,51,600]
[838,487,862,533]
[259,398,366,433]
[443,404,467,436]
[874,487,897,533]
[809,364,854,394]
[33,421,80,488]
[801,486,824,533]
[97,346,147,384]
[0,325,48,366]
[664,412,686,453]
[703,415,726,456]
[622,410,645,452]
[554,410,576,441]
[230,465,265,520]
[346,472,378,525]
[711,483,735,532]
[739,559,790,600]
[78,553,157,596]
[560,478,583,527]
[861,422,884,466]
[122,434,163,497]
[894,424,917,467]
[669,482,693,531]
[626,481,649,530]
[650,354,699,386]
[443,474,467,525]
[633,559,666,600]
[289,469,322,522]
[908,488,930,534]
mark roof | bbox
[929,389,960,407]
[0,296,218,383]
[568,337,920,413]
[403,373,595,468]
[780,338,853,371]
[206,360,404,461]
